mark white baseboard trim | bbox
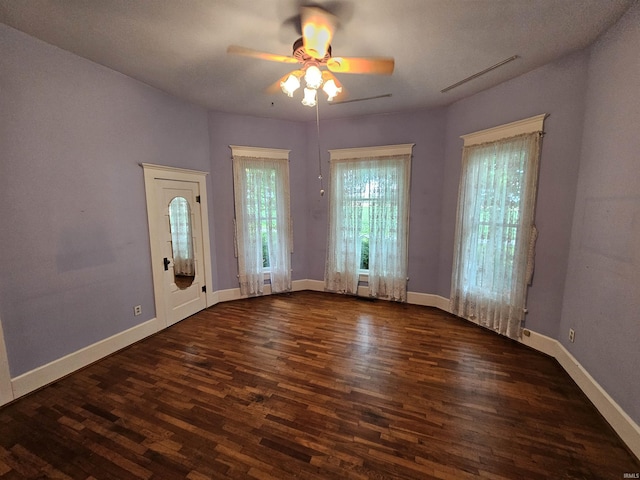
[519,328,558,358]
[297,280,452,312]
[216,286,244,303]
[214,279,312,304]
[11,317,161,400]
[209,279,320,305]
[4,284,639,460]
[296,279,324,291]
[206,290,220,307]
[553,341,640,459]
[407,292,451,312]
[501,327,640,459]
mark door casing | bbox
[142,164,214,329]
[0,313,13,406]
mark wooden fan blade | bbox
[265,75,287,95]
[321,70,342,87]
[300,6,337,60]
[265,70,304,95]
[328,93,392,105]
[227,45,298,64]
[327,56,395,75]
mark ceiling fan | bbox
[227,5,394,107]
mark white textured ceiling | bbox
[0,0,634,121]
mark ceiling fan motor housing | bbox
[292,37,331,64]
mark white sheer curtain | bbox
[233,155,291,296]
[450,132,542,339]
[169,197,195,276]
[368,156,411,301]
[324,158,363,295]
[325,153,411,301]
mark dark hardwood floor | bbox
[1,291,638,479]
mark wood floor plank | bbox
[1,291,638,479]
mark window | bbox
[450,115,546,339]
[325,144,413,301]
[168,196,195,289]
[243,166,278,269]
[231,146,292,296]
[468,152,523,294]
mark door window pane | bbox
[169,196,195,289]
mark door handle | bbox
[163,257,171,271]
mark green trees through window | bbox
[472,155,525,293]
[244,167,278,269]
[340,168,400,271]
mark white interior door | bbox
[157,179,207,325]
[143,164,213,330]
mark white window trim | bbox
[327,143,415,287]
[461,114,548,146]
[328,143,415,245]
[329,143,414,161]
[229,145,291,281]
[230,145,290,160]
[231,145,292,295]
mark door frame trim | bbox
[0,313,14,405]
[142,163,214,329]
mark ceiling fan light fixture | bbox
[228,6,396,110]
[301,87,317,107]
[280,73,301,97]
[304,65,323,90]
[322,79,342,101]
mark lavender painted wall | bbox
[559,2,640,424]
[0,25,210,377]
[207,111,309,291]
[438,51,589,338]
[304,109,446,293]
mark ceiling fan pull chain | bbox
[316,101,325,196]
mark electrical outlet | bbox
[134,305,142,316]
[569,328,575,343]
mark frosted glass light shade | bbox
[304,65,323,90]
[280,74,301,97]
[301,87,317,107]
[322,79,342,101]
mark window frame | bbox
[460,114,547,146]
[328,143,413,282]
[460,115,547,297]
[463,150,527,299]
[230,145,292,292]
[450,114,547,337]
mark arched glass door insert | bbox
[168,196,195,289]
